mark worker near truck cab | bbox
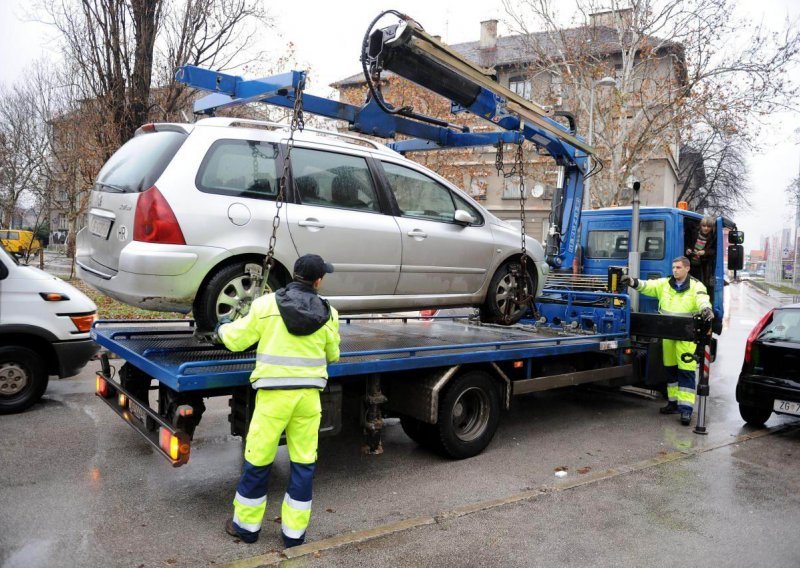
[621,257,713,426]
[217,254,340,548]
[685,216,716,298]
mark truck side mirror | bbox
[728,244,744,271]
[728,230,744,245]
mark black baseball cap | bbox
[293,254,334,281]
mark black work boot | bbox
[680,411,692,426]
[660,401,679,415]
[225,518,239,538]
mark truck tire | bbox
[480,260,535,325]
[193,261,283,331]
[400,415,442,451]
[0,346,49,414]
[435,370,500,459]
[739,403,771,427]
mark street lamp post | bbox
[585,76,617,209]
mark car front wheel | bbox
[193,261,284,331]
[480,260,536,325]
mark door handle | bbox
[407,230,427,239]
[299,219,325,229]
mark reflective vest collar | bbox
[668,276,690,292]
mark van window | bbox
[291,148,380,212]
[96,131,186,193]
[0,231,20,240]
[197,140,280,199]
[639,220,665,260]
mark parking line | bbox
[221,421,799,568]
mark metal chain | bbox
[259,77,306,296]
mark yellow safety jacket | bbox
[635,276,711,316]
[218,286,340,390]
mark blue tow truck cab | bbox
[574,207,737,322]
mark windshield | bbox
[95,130,187,193]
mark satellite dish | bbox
[531,183,545,198]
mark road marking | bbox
[220,421,799,567]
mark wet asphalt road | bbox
[1,282,798,567]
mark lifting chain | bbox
[495,140,534,323]
[257,77,306,298]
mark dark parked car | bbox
[736,304,800,426]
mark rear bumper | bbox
[736,374,800,409]
[52,338,100,378]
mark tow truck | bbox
[91,12,745,466]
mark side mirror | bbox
[728,230,744,245]
[728,244,744,271]
[454,209,475,225]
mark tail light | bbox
[420,309,438,319]
[134,186,186,245]
[744,309,774,364]
[159,427,190,461]
[96,374,110,397]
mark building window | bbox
[509,76,531,100]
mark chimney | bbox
[480,20,498,49]
[590,8,633,28]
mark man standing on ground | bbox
[216,254,340,547]
[621,257,714,426]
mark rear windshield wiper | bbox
[95,181,128,193]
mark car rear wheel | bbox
[0,346,49,414]
[480,260,536,325]
[739,403,771,427]
[193,261,284,331]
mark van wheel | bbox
[193,262,283,331]
[434,371,501,459]
[0,346,49,414]
[739,403,771,427]
[480,261,536,325]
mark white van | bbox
[0,247,99,413]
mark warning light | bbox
[677,201,689,210]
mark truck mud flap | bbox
[95,369,191,467]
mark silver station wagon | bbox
[76,118,548,329]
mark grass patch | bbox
[763,282,800,295]
[68,279,189,321]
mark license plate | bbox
[89,215,113,239]
[773,399,800,416]
[128,398,148,424]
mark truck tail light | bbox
[160,427,190,461]
[70,313,98,333]
[134,186,186,245]
[96,374,110,397]
[744,309,774,364]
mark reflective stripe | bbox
[233,513,262,533]
[235,492,266,508]
[257,354,327,367]
[282,524,306,539]
[252,377,327,389]
[658,309,692,318]
[284,493,312,511]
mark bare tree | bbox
[502,0,800,209]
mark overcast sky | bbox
[1,0,798,249]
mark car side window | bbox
[291,148,380,212]
[382,162,462,223]
[196,140,280,199]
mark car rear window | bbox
[95,131,187,193]
[760,309,800,343]
[197,139,280,200]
